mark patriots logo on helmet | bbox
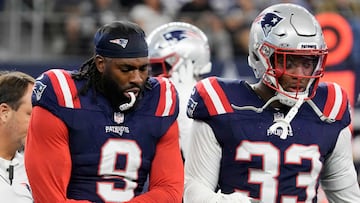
[260,12,284,37]
[163,30,200,42]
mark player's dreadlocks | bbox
[71,57,100,96]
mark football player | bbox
[147,22,211,159]
[25,21,184,203]
[184,3,360,203]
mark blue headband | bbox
[94,29,148,58]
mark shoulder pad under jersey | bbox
[187,76,234,119]
[145,77,179,117]
[32,69,81,111]
[312,82,351,124]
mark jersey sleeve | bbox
[32,69,81,115]
[320,127,360,202]
[313,82,351,126]
[187,77,234,120]
[183,120,252,203]
[125,121,184,203]
[25,106,91,203]
[150,76,178,118]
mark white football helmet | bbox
[248,3,328,106]
[146,22,211,83]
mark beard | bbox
[98,71,143,112]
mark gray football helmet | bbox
[147,22,211,82]
[248,3,328,106]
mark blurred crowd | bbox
[0,0,356,83]
[2,0,359,78]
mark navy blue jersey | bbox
[32,69,179,202]
[187,76,351,202]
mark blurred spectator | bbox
[159,0,188,17]
[222,0,259,55]
[48,1,94,56]
[177,0,216,23]
[89,0,123,27]
[129,0,172,34]
[176,0,233,77]
[197,12,234,77]
[119,0,143,9]
[62,14,93,56]
[222,0,259,78]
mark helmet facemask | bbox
[259,42,328,106]
[149,53,180,77]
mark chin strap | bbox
[306,99,336,123]
[231,95,280,113]
[232,95,305,140]
[119,92,136,111]
[232,86,338,139]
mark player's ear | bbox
[95,55,106,73]
[0,103,11,122]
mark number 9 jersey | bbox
[25,69,183,203]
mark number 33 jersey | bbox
[186,76,358,203]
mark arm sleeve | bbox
[126,121,184,203]
[183,120,251,203]
[320,126,360,202]
[24,106,91,203]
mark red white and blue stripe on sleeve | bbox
[155,77,177,117]
[46,69,81,109]
[194,77,233,116]
[323,82,349,121]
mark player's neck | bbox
[252,82,284,109]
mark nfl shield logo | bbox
[273,112,284,122]
[114,112,124,124]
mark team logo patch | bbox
[33,81,47,101]
[109,38,128,48]
[259,12,284,37]
[187,98,198,118]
